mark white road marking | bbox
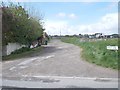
[19,66,28,69]
[32,75,118,81]
[4,61,13,63]
[58,47,63,49]
[2,78,118,88]
[18,57,38,66]
[45,55,55,59]
[22,75,28,77]
[37,55,55,60]
[9,67,16,70]
[17,55,55,66]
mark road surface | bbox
[2,39,118,88]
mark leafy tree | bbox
[2,2,44,46]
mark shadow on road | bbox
[28,46,62,58]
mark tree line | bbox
[2,2,44,46]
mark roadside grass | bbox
[61,37,119,70]
[2,46,43,61]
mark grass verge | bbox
[61,37,119,70]
[2,46,43,61]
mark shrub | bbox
[11,47,31,55]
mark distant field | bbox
[61,37,119,70]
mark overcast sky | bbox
[21,2,118,35]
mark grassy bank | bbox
[2,47,43,61]
[61,37,119,70]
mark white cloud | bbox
[44,20,68,35]
[77,13,118,34]
[104,3,118,11]
[68,13,77,19]
[91,13,118,34]
[45,13,118,35]
[56,12,77,19]
[57,12,66,17]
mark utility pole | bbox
[60,28,61,39]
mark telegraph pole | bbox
[60,28,61,39]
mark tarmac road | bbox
[2,39,118,88]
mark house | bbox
[104,35,112,38]
[79,34,83,38]
[111,34,119,38]
[95,33,103,38]
[89,35,96,39]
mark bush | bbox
[11,47,31,55]
[2,2,44,46]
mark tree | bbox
[2,2,44,45]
